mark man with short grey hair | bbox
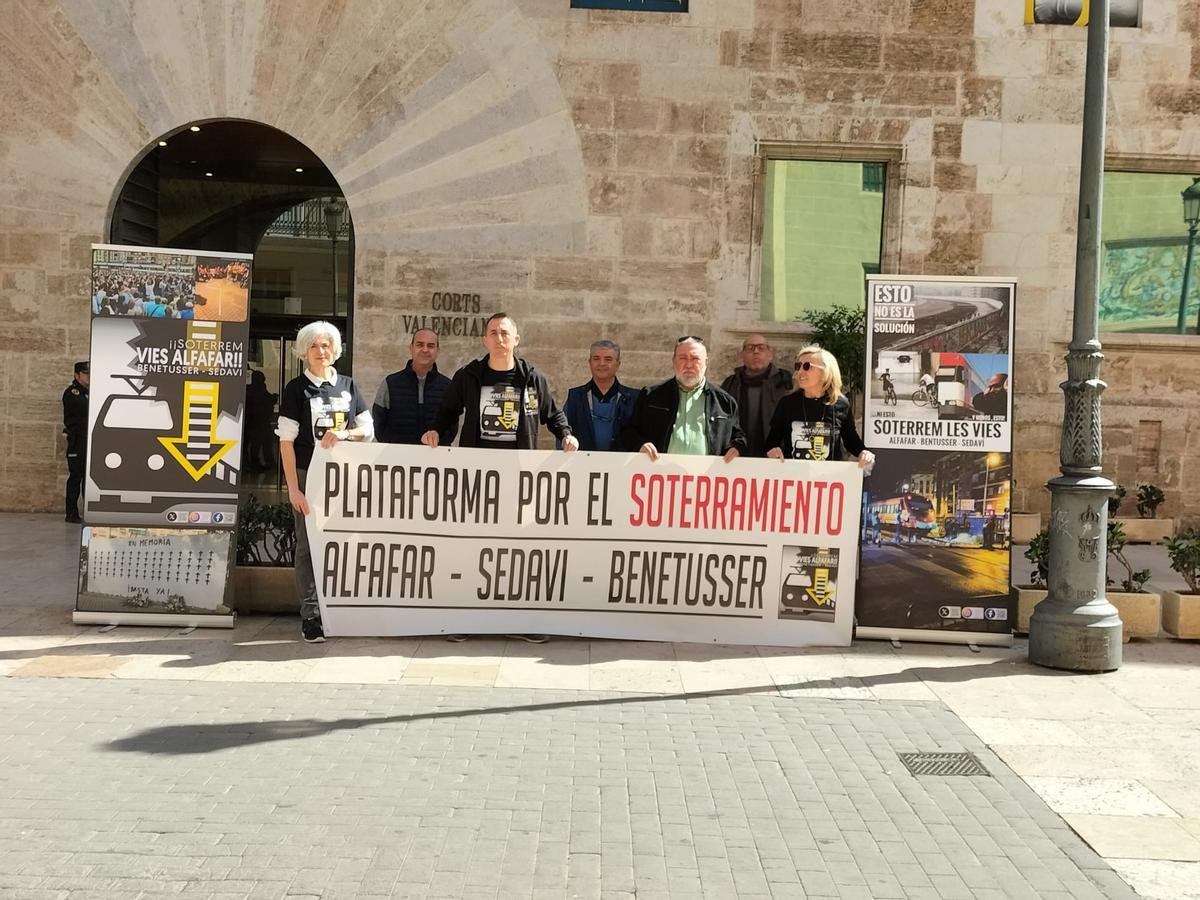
[721,333,792,457]
[562,340,639,451]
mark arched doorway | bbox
[109,120,353,493]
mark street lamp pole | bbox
[1177,178,1200,334]
[1028,0,1122,672]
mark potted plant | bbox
[1112,481,1175,544]
[1136,483,1165,519]
[802,304,865,403]
[1104,520,1160,640]
[1163,528,1200,639]
[1013,524,1161,639]
[233,495,298,613]
[1012,529,1049,633]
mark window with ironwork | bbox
[760,159,887,322]
[1100,170,1200,335]
[861,162,885,193]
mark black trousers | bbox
[65,452,84,516]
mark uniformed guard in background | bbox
[62,360,89,523]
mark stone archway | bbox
[1,0,588,511]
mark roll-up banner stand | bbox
[305,444,864,647]
[856,275,1016,646]
[74,244,252,628]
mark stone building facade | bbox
[2,0,1198,521]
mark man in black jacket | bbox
[622,337,746,462]
[422,313,577,451]
[62,360,89,523]
[720,333,793,457]
[372,328,453,444]
[421,313,575,644]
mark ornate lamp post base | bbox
[1029,474,1122,672]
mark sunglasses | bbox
[794,361,824,372]
[677,335,705,345]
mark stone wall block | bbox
[622,218,654,257]
[651,219,692,259]
[661,101,706,134]
[776,33,883,70]
[638,175,716,217]
[603,63,641,97]
[673,137,729,176]
[589,174,637,215]
[882,36,973,73]
[933,161,977,192]
[613,98,661,131]
[908,0,974,35]
[617,133,675,171]
[615,259,710,298]
[571,97,614,130]
[580,131,615,169]
[882,74,958,109]
[961,76,1003,120]
[932,121,963,158]
[534,257,615,292]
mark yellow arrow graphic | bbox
[157,381,237,481]
[804,567,833,607]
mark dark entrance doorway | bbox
[110,120,353,496]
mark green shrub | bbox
[236,495,296,566]
[1024,530,1049,587]
[1135,483,1165,519]
[1166,529,1200,594]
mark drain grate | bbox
[898,751,990,777]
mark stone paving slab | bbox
[0,677,1137,900]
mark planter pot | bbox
[1108,590,1161,640]
[1111,517,1175,544]
[1010,514,1042,545]
[232,565,299,614]
[1012,586,1159,641]
[1012,586,1047,635]
[1162,590,1200,639]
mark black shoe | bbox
[301,619,326,643]
[445,634,469,643]
[506,634,548,644]
[65,513,82,524]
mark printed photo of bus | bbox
[864,493,937,543]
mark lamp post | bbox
[983,452,1001,516]
[323,198,345,318]
[1177,178,1200,334]
[1028,0,1122,672]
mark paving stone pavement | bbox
[0,676,1138,900]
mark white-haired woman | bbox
[276,321,374,643]
[765,345,874,470]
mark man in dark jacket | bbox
[720,333,793,457]
[373,328,453,444]
[62,360,89,523]
[562,340,639,451]
[422,313,576,451]
[622,337,746,462]
[421,312,575,645]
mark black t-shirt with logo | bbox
[477,366,522,449]
[279,372,368,470]
[765,392,864,462]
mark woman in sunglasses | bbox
[765,345,875,470]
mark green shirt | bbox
[668,380,708,455]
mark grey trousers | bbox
[292,468,321,623]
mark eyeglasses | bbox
[677,335,705,345]
[743,343,769,352]
[794,361,825,372]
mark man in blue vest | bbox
[372,328,453,444]
[562,340,639,451]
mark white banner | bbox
[306,444,863,646]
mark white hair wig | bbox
[293,320,344,362]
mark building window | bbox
[1100,170,1200,335]
[570,0,687,10]
[862,162,885,193]
[760,158,887,322]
